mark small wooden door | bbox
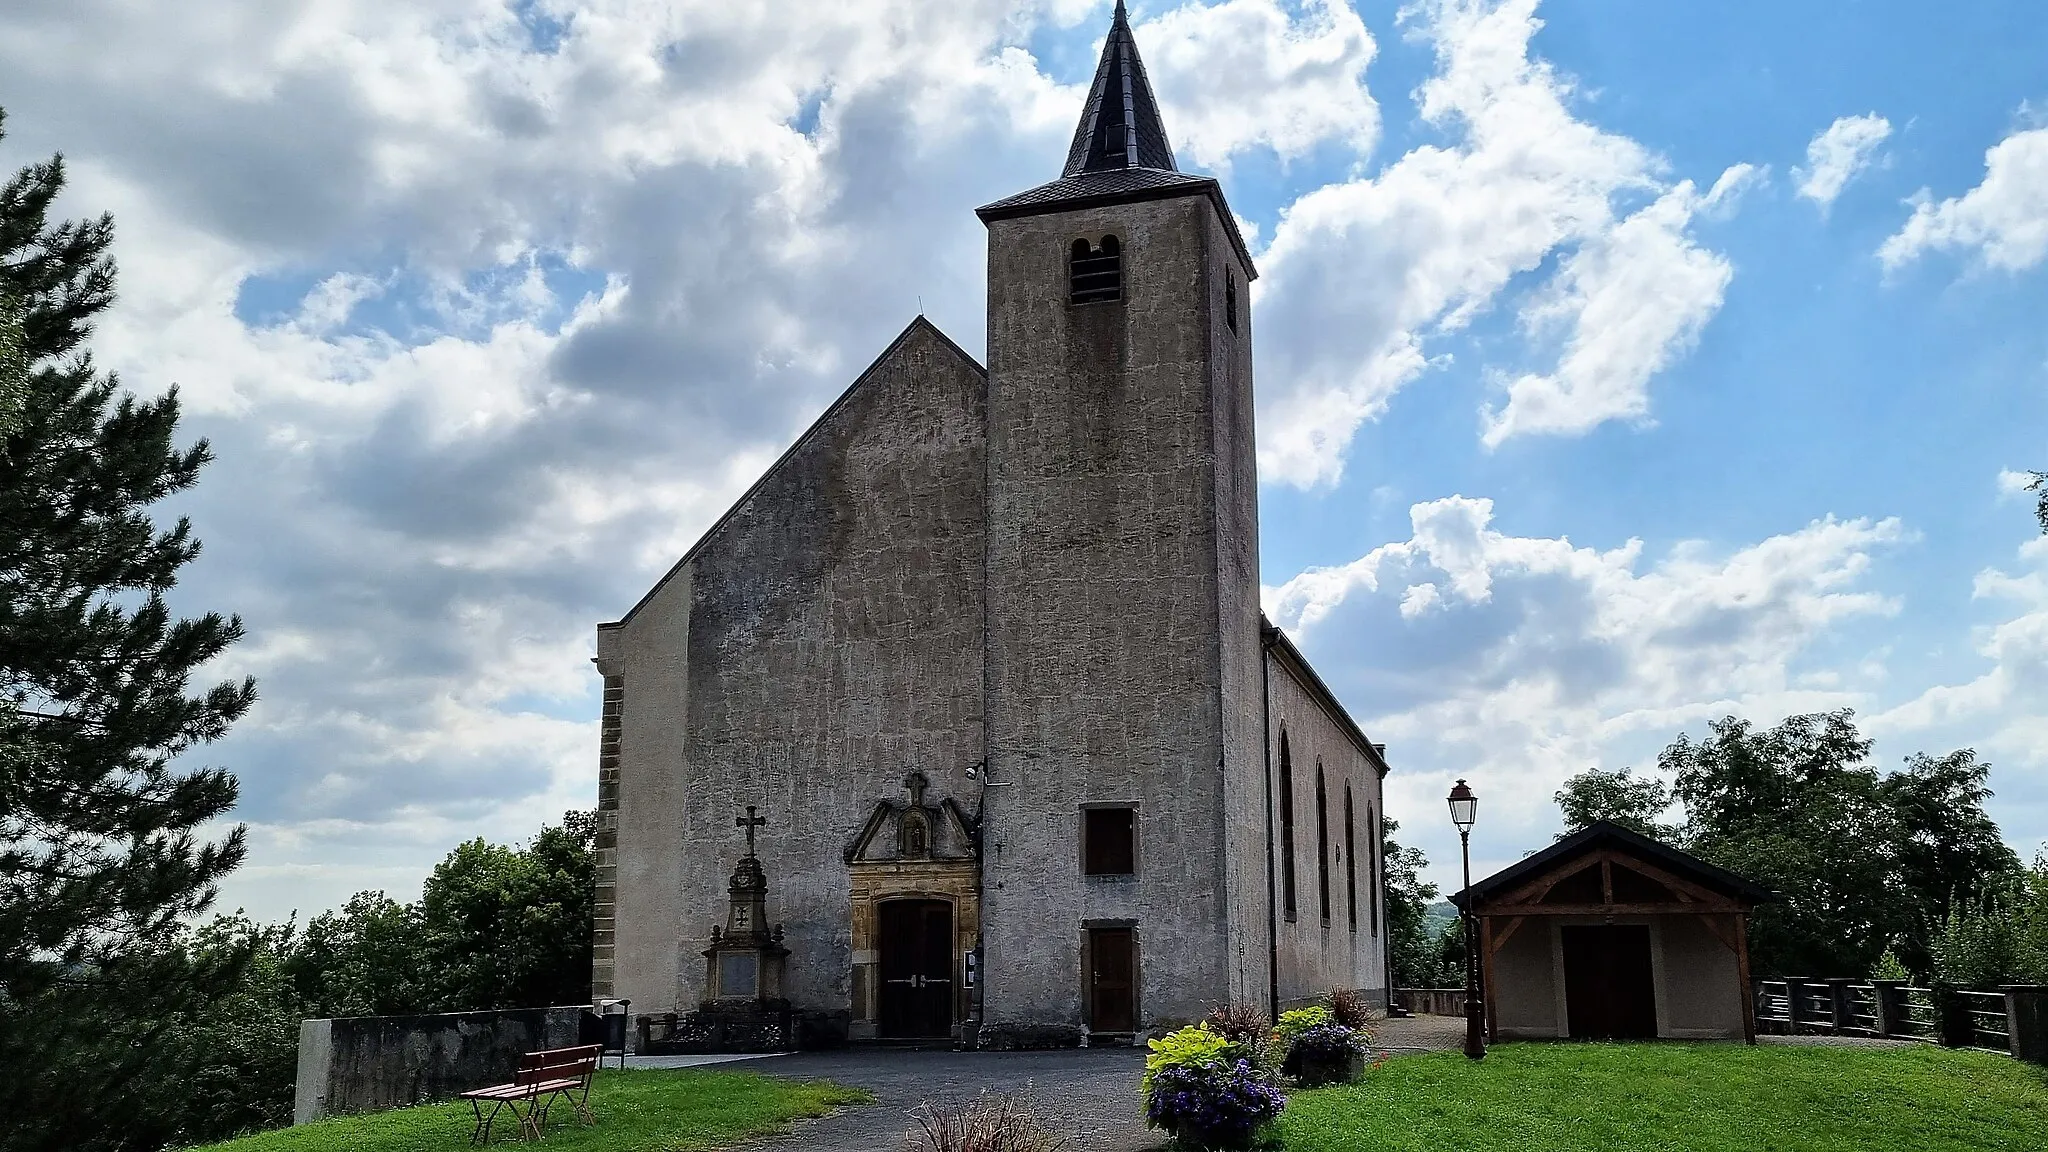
[878,900,954,1038]
[1562,925,1657,1039]
[1089,927,1136,1033]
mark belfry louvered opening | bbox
[1069,236,1122,304]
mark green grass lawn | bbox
[185,1068,871,1152]
[1278,1043,2048,1151]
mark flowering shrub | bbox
[1289,1024,1367,1063]
[1274,1006,1331,1048]
[1143,1058,1287,1151]
[1281,1022,1369,1088]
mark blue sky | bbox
[0,0,2042,912]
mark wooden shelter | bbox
[1452,821,1778,1042]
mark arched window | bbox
[1225,272,1239,334]
[1316,765,1331,923]
[1070,235,1122,305]
[1344,785,1358,933]
[1279,732,1296,920]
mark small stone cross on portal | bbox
[736,806,767,858]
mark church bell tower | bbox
[974,0,1268,1042]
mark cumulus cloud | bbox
[1794,113,1891,212]
[1254,0,1747,486]
[1482,165,1754,446]
[1267,496,1908,850]
[1880,122,2048,271]
[1140,0,1380,169]
[0,0,1387,919]
[1869,537,2048,843]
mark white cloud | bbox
[1794,113,1891,212]
[1872,538,2048,775]
[1253,0,1746,486]
[1141,0,1379,169]
[1267,496,1908,854]
[1880,123,2048,271]
[2000,469,2042,497]
[1482,165,1754,446]
[0,0,1386,919]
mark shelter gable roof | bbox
[1452,820,1780,910]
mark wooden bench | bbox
[457,1043,602,1144]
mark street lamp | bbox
[1448,778,1485,1060]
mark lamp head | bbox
[1447,778,1478,831]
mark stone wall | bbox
[602,317,989,1026]
[293,1007,584,1125]
[1264,638,1389,1009]
[980,189,1248,1039]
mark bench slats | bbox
[460,1043,603,1144]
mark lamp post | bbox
[1448,778,1485,1060]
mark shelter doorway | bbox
[878,899,954,1038]
[1562,925,1657,1039]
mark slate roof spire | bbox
[1063,1,1178,177]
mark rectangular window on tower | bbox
[1082,806,1137,876]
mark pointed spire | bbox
[1062,1,1178,177]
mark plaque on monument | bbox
[719,952,759,999]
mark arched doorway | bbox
[878,899,955,1038]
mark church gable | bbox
[611,316,987,627]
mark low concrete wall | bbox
[293,1006,585,1125]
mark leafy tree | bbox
[286,891,427,1018]
[1553,766,1677,840]
[0,106,256,1152]
[2028,472,2046,535]
[1380,816,1443,988]
[416,810,595,1011]
[1663,711,1905,978]
[1878,749,2022,975]
[166,915,304,1141]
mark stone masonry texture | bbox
[599,184,1387,1043]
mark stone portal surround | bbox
[846,859,981,1041]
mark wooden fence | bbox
[1753,979,2045,1064]
[1392,981,2046,1066]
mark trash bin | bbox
[580,998,631,1068]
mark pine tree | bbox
[1,105,257,1151]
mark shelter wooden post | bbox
[1480,916,1499,1041]
[1736,913,1755,1044]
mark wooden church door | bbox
[878,900,954,1038]
[1088,927,1136,1033]
[1562,924,1657,1039]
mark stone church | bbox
[592,2,1390,1048]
